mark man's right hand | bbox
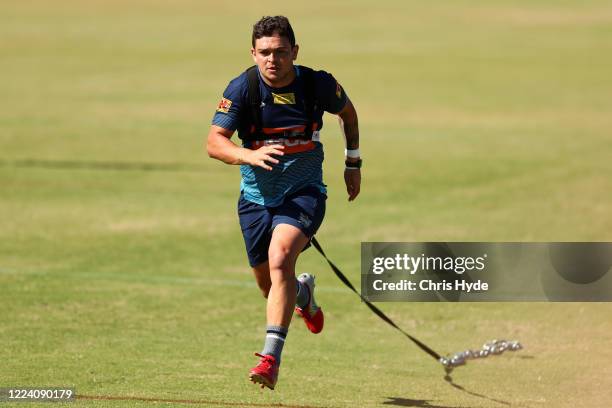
[243,144,285,171]
[207,126,285,170]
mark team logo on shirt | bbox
[216,97,232,113]
[335,82,342,99]
[272,92,296,105]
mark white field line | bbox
[0,268,352,294]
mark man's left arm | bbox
[317,71,361,201]
[337,99,361,201]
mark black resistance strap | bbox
[311,237,442,361]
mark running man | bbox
[206,16,361,390]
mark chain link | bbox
[439,339,523,372]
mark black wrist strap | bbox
[345,158,362,169]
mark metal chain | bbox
[439,339,523,372]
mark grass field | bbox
[1,0,612,407]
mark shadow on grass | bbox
[383,396,458,407]
[382,371,520,408]
[78,394,329,408]
[444,374,511,406]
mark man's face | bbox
[251,34,299,87]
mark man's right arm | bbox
[206,125,285,171]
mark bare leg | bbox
[252,261,271,298]
[266,224,309,328]
[248,224,311,389]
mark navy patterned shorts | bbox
[237,186,326,267]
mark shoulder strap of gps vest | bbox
[246,66,263,139]
[300,66,316,139]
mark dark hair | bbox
[252,16,296,48]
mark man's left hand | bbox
[344,168,361,201]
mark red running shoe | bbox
[295,273,324,334]
[249,353,279,390]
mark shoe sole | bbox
[249,373,275,390]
